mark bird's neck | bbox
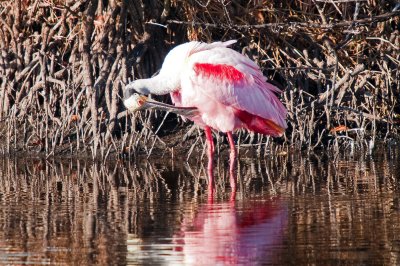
[143,74,178,95]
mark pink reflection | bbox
[174,196,287,265]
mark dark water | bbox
[1,147,400,265]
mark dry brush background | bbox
[0,0,399,159]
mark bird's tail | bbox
[262,118,286,137]
[235,109,286,137]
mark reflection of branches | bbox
[0,150,399,264]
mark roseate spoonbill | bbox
[124,40,287,190]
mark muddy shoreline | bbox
[1,122,395,163]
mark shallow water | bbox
[1,147,400,265]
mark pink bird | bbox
[124,40,287,191]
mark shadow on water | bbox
[0,146,400,265]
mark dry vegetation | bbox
[0,0,399,159]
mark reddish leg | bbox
[227,131,237,193]
[205,126,215,195]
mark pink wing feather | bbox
[180,47,287,135]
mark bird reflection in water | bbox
[172,194,287,265]
[124,159,288,264]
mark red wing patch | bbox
[234,109,285,137]
[193,63,244,82]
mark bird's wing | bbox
[184,49,287,129]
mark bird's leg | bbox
[227,132,237,192]
[205,126,215,194]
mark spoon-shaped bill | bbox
[124,93,200,119]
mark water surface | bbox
[0,147,400,265]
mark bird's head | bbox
[124,79,151,97]
[123,79,153,111]
[123,84,148,112]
